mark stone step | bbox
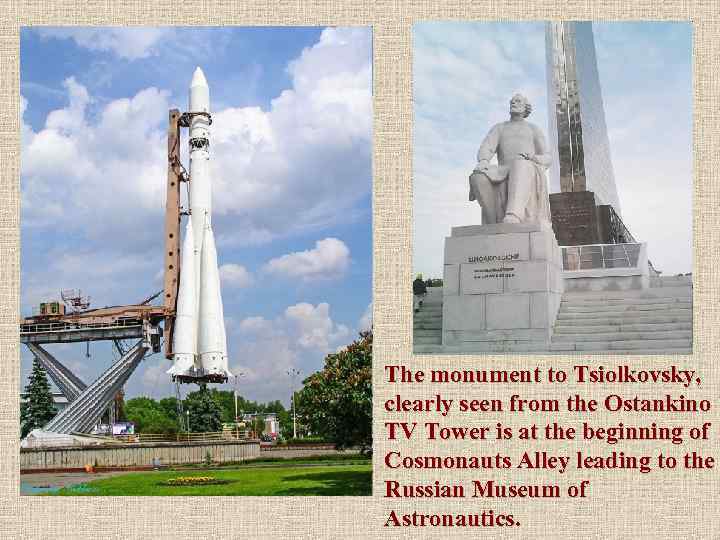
[561,302,692,313]
[548,348,693,354]
[415,310,441,316]
[651,275,693,287]
[589,349,692,354]
[557,309,691,321]
[413,320,442,330]
[550,339,690,351]
[414,344,692,355]
[554,322,693,334]
[419,341,552,353]
[414,335,442,345]
[556,314,692,326]
[561,297,692,307]
[414,324,441,331]
[414,345,451,354]
[414,328,441,336]
[562,286,692,301]
[413,321,442,330]
[415,312,442,318]
[552,330,692,342]
[414,316,442,323]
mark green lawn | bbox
[53,460,372,496]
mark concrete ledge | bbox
[451,222,552,236]
[20,440,261,471]
[563,267,644,279]
[445,328,550,343]
[563,274,650,292]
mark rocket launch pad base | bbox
[172,373,229,385]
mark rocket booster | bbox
[169,67,230,382]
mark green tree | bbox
[21,359,57,437]
[158,397,181,424]
[125,397,180,434]
[296,331,372,452]
[207,388,237,423]
[185,384,223,432]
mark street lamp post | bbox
[234,372,245,439]
[287,368,301,439]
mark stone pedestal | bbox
[549,191,634,246]
[442,222,564,351]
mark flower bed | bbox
[159,476,233,487]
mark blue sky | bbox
[413,21,693,278]
[20,26,372,404]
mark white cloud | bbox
[219,263,253,288]
[208,27,372,239]
[239,301,350,352]
[35,27,173,60]
[138,359,176,398]
[413,22,548,279]
[21,248,161,315]
[229,336,298,405]
[22,27,371,248]
[359,302,373,332]
[263,238,350,281]
[284,302,350,350]
[21,78,169,234]
[231,301,352,404]
[20,95,34,148]
[238,316,274,334]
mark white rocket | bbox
[168,67,230,382]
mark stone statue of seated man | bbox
[469,93,552,225]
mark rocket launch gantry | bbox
[21,68,231,436]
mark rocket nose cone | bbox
[191,66,208,88]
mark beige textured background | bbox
[1,1,718,538]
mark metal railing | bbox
[561,243,642,271]
[21,436,118,449]
[112,431,250,444]
[21,431,251,449]
[20,318,144,335]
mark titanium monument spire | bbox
[545,21,622,217]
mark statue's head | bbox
[509,93,532,118]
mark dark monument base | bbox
[549,191,634,246]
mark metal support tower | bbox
[20,109,184,436]
[43,340,149,434]
[26,343,87,401]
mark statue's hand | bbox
[519,152,533,161]
[474,161,490,173]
